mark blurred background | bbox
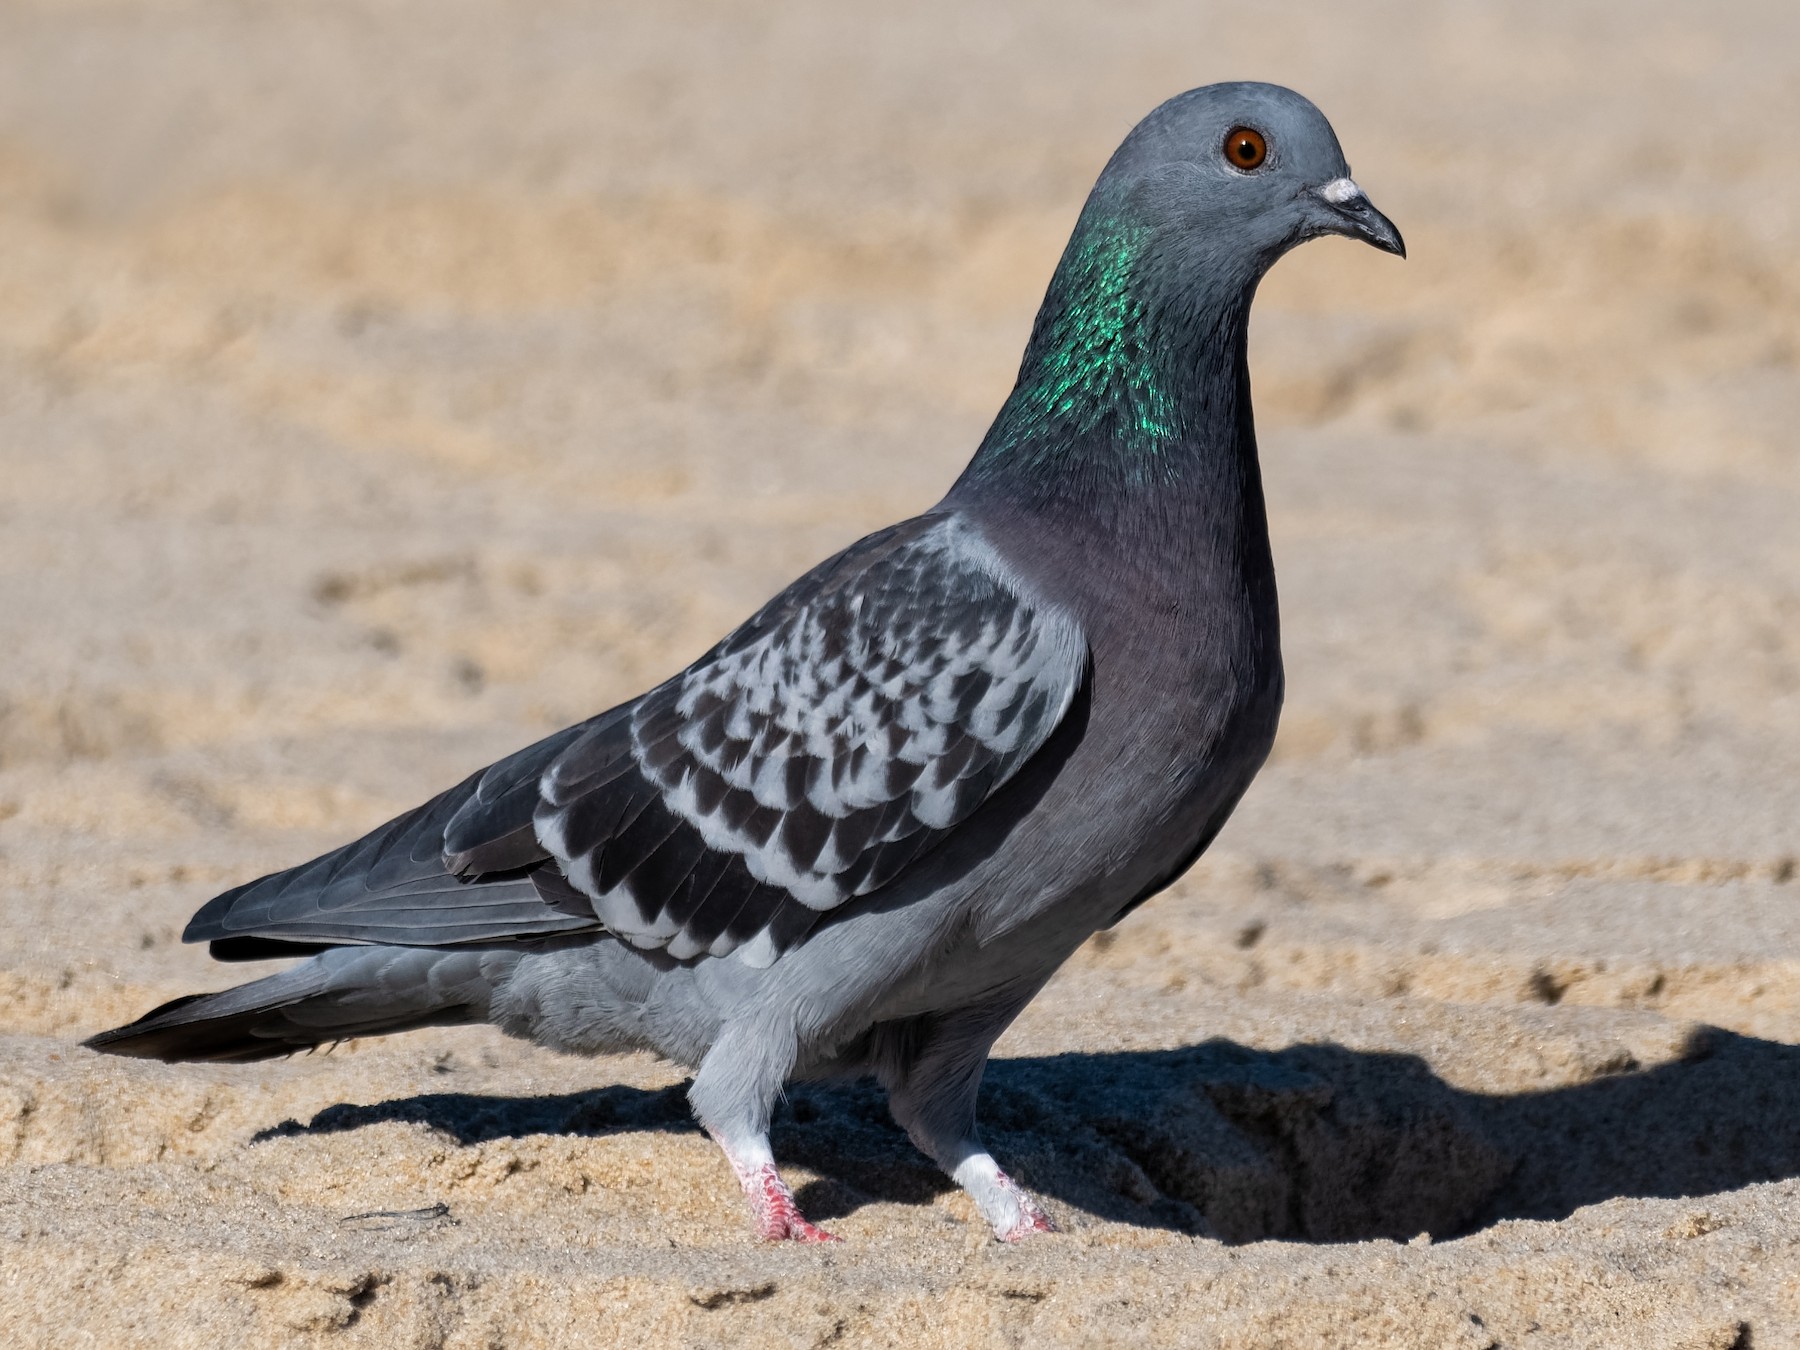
[4,0,1798,1004]
[3,3,1800,1338]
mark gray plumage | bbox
[87,81,1403,1243]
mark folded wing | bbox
[186,513,1089,967]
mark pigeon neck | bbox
[951,209,1260,511]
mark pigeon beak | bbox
[1312,178,1406,258]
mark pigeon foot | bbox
[708,1123,841,1243]
[947,1151,1058,1242]
[743,1161,841,1243]
[991,1170,1057,1242]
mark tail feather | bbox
[83,947,519,1064]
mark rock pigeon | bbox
[87,82,1403,1243]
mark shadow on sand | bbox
[255,1028,1800,1243]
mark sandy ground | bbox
[3,1,1800,1345]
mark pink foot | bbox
[744,1162,841,1243]
[993,1170,1057,1243]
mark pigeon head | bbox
[1102,81,1405,275]
[959,82,1401,493]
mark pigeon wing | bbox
[183,513,1087,967]
[531,512,1088,965]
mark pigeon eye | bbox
[1224,127,1268,171]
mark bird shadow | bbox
[253,1026,1800,1243]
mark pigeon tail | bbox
[83,946,517,1063]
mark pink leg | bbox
[712,1130,841,1243]
[740,1160,841,1243]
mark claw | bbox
[996,1205,1057,1242]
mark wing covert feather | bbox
[535,513,1088,964]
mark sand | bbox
[3,0,1800,1345]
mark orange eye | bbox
[1224,126,1268,171]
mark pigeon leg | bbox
[690,1025,838,1242]
[881,999,1057,1242]
[945,1148,1057,1243]
[706,1126,840,1243]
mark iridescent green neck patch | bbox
[980,216,1183,467]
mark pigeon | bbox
[87,82,1403,1243]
